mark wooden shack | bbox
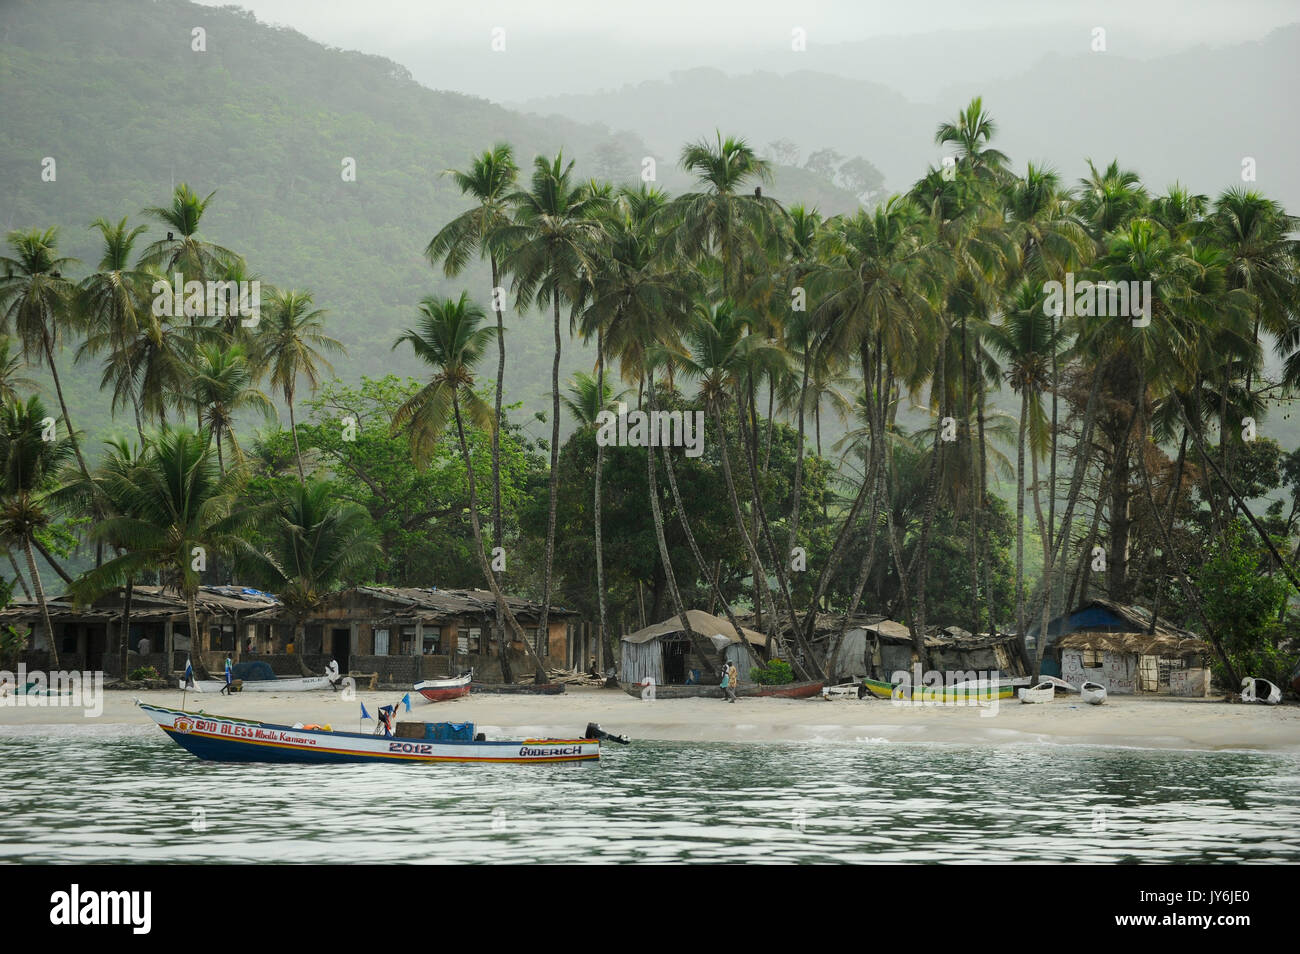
[1057,631,1212,696]
[620,610,770,686]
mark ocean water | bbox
[1,727,1298,863]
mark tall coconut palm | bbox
[986,280,1058,663]
[185,343,274,473]
[426,145,520,625]
[76,217,152,440]
[251,289,343,481]
[139,184,235,280]
[0,228,87,477]
[0,395,75,668]
[668,132,784,298]
[935,97,1011,184]
[392,292,550,680]
[507,153,606,666]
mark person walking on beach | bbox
[721,660,738,703]
[220,654,234,695]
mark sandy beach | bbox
[1,685,1297,752]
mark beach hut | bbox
[620,611,770,686]
[1027,598,1198,677]
[1056,631,1212,696]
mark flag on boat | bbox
[360,702,371,721]
[183,658,194,689]
[377,704,397,737]
[401,693,411,712]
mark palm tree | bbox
[507,153,606,665]
[668,132,784,298]
[238,480,379,651]
[426,145,520,621]
[72,428,252,680]
[139,184,235,280]
[935,97,1010,183]
[561,371,627,426]
[986,280,1058,663]
[0,337,37,404]
[392,292,550,680]
[54,436,148,678]
[0,395,75,668]
[76,217,152,440]
[251,289,343,481]
[0,228,87,477]
[186,344,274,473]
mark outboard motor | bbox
[584,722,630,745]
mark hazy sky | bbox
[195,0,1300,101]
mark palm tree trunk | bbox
[593,339,610,678]
[288,384,305,482]
[119,579,134,680]
[977,367,995,634]
[187,592,212,681]
[734,386,821,680]
[1014,389,1029,664]
[643,382,716,678]
[962,315,979,635]
[24,537,59,669]
[7,550,32,600]
[535,288,564,678]
[789,352,810,556]
[711,401,772,637]
[488,255,511,681]
[452,394,546,677]
[908,330,950,648]
[41,326,89,478]
[651,384,759,668]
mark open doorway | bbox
[331,628,350,664]
[663,637,689,684]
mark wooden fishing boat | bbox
[181,674,340,693]
[414,671,472,702]
[1018,682,1055,703]
[471,681,566,695]
[859,676,1019,702]
[621,679,824,700]
[137,701,626,764]
[1080,681,1107,705]
[1240,677,1282,705]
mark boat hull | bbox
[182,676,337,693]
[414,674,472,702]
[860,677,1016,702]
[621,680,824,700]
[471,682,566,695]
[137,702,600,764]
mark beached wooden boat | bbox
[137,701,625,764]
[1080,681,1107,705]
[621,679,824,700]
[471,681,566,695]
[414,671,472,702]
[859,676,1019,701]
[182,674,340,693]
[1018,682,1055,703]
[1241,677,1282,705]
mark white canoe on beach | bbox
[1241,677,1282,705]
[1080,681,1107,705]
[1018,682,1055,703]
[181,675,341,693]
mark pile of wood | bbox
[547,668,608,688]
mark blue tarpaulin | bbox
[422,722,475,741]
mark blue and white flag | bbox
[182,657,194,689]
[401,693,411,712]
[360,702,371,721]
